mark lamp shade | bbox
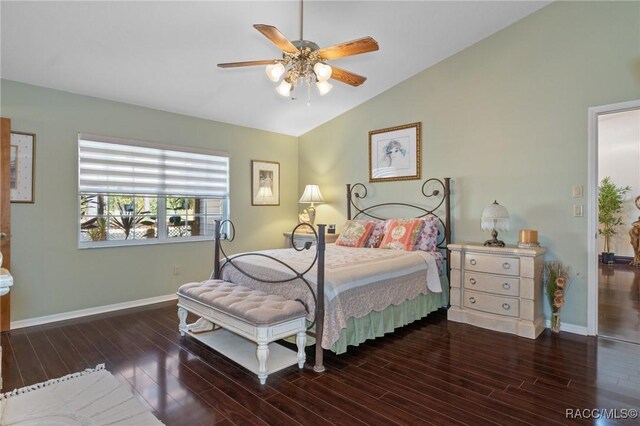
[254,186,273,204]
[316,80,333,96]
[265,63,285,82]
[276,80,292,97]
[299,185,325,205]
[481,200,510,231]
[313,62,332,82]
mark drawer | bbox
[464,253,519,276]
[463,290,519,318]
[463,272,519,297]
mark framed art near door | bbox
[10,131,35,203]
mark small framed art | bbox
[10,132,36,203]
[369,122,421,183]
[251,160,280,206]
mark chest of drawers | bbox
[447,243,546,339]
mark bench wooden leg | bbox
[256,342,269,385]
[178,307,188,336]
[296,331,306,368]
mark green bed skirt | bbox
[290,275,449,354]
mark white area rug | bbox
[0,364,162,425]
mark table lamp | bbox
[299,185,325,228]
[481,200,509,247]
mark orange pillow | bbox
[335,220,375,247]
[379,219,424,251]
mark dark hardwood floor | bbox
[2,302,639,425]
[599,264,640,344]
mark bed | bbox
[212,177,452,372]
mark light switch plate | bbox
[572,185,583,198]
[573,204,583,217]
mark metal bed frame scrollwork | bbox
[211,177,451,375]
[347,177,452,283]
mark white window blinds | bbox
[78,134,229,198]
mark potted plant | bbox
[168,197,187,225]
[598,177,631,263]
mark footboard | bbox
[212,220,327,373]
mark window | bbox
[78,134,229,247]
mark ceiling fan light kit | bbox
[218,0,378,105]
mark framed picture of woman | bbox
[251,160,280,206]
[368,122,421,183]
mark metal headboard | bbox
[347,177,452,282]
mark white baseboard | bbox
[10,293,178,330]
[545,319,588,336]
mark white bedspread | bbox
[220,244,443,349]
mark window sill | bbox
[78,235,214,249]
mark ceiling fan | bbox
[218,0,379,101]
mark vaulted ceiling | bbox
[1,1,550,136]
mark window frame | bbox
[78,134,229,249]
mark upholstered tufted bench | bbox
[177,280,307,384]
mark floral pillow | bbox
[415,215,440,252]
[379,218,424,251]
[335,220,375,248]
[364,219,387,248]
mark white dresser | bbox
[447,243,546,339]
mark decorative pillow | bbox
[364,219,387,248]
[335,220,375,248]
[379,218,424,251]
[415,215,440,252]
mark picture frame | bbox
[369,122,421,183]
[10,131,36,203]
[251,160,280,206]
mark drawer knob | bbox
[469,297,476,304]
[502,303,511,310]
[502,262,511,270]
[502,283,511,290]
[469,259,477,266]
[469,278,476,285]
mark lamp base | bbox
[484,238,506,247]
[483,229,505,247]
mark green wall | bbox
[299,1,640,329]
[1,80,298,321]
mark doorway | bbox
[588,101,640,343]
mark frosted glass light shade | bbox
[265,63,285,82]
[481,200,510,231]
[313,62,332,82]
[299,184,325,205]
[276,80,292,97]
[316,81,333,96]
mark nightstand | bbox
[283,232,339,248]
[447,243,546,339]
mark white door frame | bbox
[587,99,640,336]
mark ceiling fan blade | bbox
[330,66,367,87]
[218,60,278,68]
[253,24,299,54]
[318,37,379,60]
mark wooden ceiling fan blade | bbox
[330,66,367,87]
[318,37,379,60]
[218,60,278,68]
[253,24,299,54]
